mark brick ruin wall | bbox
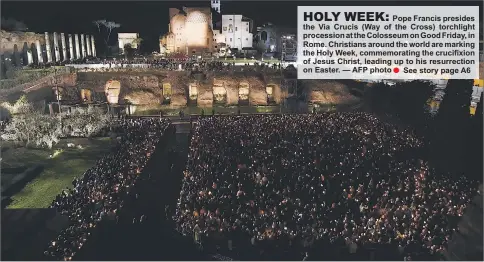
[0,30,44,56]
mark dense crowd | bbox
[176,113,479,260]
[69,58,283,72]
[45,118,171,260]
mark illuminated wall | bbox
[239,82,249,100]
[161,7,214,55]
[213,82,226,102]
[189,83,198,100]
[105,80,121,104]
[185,10,212,54]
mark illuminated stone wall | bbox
[161,7,214,55]
[1,30,96,66]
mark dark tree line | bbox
[365,79,482,181]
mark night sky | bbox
[1,0,482,53]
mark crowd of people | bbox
[175,113,479,260]
[45,118,171,260]
[68,57,284,72]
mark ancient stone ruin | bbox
[54,70,358,107]
[1,30,96,68]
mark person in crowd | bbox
[174,113,479,261]
[45,118,171,260]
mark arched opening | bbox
[284,79,297,97]
[81,89,92,103]
[30,43,38,64]
[53,86,64,101]
[213,80,227,104]
[162,83,172,104]
[22,42,29,65]
[260,31,268,43]
[13,44,20,67]
[239,82,249,106]
[188,82,199,105]
[266,84,275,104]
[105,80,121,104]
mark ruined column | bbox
[86,35,92,56]
[75,34,81,59]
[35,40,43,64]
[45,32,52,63]
[27,50,33,65]
[80,34,86,58]
[61,33,67,61]
[68,34,74,61]
[91,35,96,57]
[53,32,60,62]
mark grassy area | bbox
[2,137,113,209]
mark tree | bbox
[92,19,121,56]
[1,101,61,148]
[1,94,33,115]
[124,43,135,60]
[132,37,143,50]
[1,96,113,148]
[92,19,106,34]
[429,80,473,175]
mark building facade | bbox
[281,33,297,61]
[160,7,216,56]
[221,14,253,51]
[254,23,281,54]
[211,0,221,13]
[118,33,139,54]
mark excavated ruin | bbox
[302,80,359,105]
[9,70,361,108]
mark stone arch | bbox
[213,79,226,104]
[105,80,121,104]
[53,86,64,101]
[22,42,30,65]
[81,89,92,103]
[13,44,21,67]
[266,84,276,104]
[260,31,268,42]
[30,43,38,64]
[162,82,172,104]
[188,82,199,105]
[238,81,250,105]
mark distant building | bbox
[118,33,139,54]
[281,33,297,61]
[159,7,215,56]
[211,0,221,13]
[221,14,253,51]
[254,23,280,54]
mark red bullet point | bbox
[393,67,399,73]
